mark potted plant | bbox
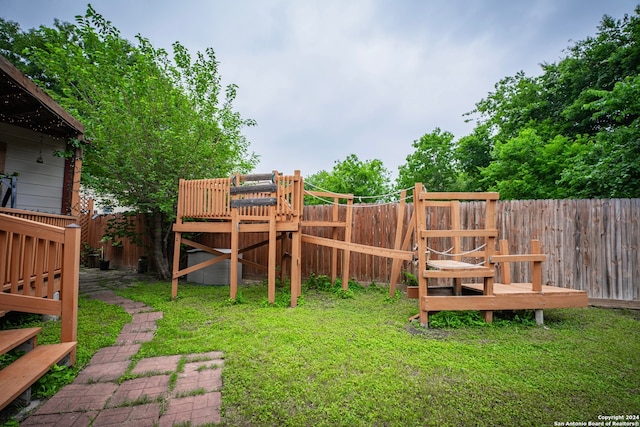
[83,243,101,268]
[99,236,111,270]
[403,270,419,299]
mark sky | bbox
[2,0,638,180]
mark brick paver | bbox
[159,392,222,427]
[92,404,161,427]
[130,355,182,375]
[106,375,170,408]
[90,344,141,364]
[74,360,131,383]
[21,410,98,427]
[35,383,119,413]
[18,269,224,426]
[174,361,223,395]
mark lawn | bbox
[110,278,640,427]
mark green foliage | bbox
[401,270,418,287]
[32,364,76,398]
[305,154,392,204]
[464,7,640,199]
[396,128,462,194]
[303,273,334,292]
[102,212,145,248]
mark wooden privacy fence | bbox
[82,198,640,302]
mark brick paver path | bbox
[20,269,223,427]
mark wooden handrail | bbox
[0,214,79,362]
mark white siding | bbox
[0,123,66,214]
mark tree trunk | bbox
[151,211,171,280]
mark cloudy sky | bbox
[2,0,637,179]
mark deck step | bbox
[0,327,42,355]
[0,341,76,411]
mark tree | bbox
[305,154,392,204]
[396,128,460,194]
[454,124,493,192]
[463,6,640,199]
[16,6,257,278]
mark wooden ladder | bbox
[0,327,76,411]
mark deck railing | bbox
[176,172,303,222]
[0,213,80,362]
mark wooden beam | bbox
[418,191,500,201]
[424,269,494,279]
[230,198,277,208]
[420,229,499,238]
[301,234,413,261]
[490,254,547,263]
[0,293,61,315]
[229,183,277,195]
[422,292,588,311]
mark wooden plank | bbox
[239,173,274,182]
[229,183,277,195]
[0,293,61,315]
[0,214,65,243]
[0,342,77,411]
[301,234,413,261]
[424,269,494,279]
[422,292,588,311]
[420,229,498,238]
[0,327,41,355]
[490,254,547,263]
[427,260,486,270]
[230,198,277,208]
[301,220,348,228]
[419,192,500,201]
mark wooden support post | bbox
[61,223,80,365]
[230,209,239,300]
[499,239,511,284]
[280,231,289,284]
[389,190,407,298]
[290,229,301,307]
[341,198,353,290]
[171,231,181,300]
[531,239,542,293]
[331,201,339,284]
[452,201,462,296]
[414,184,429,327]
[268,205,277,304]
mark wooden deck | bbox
[422,282,588,312]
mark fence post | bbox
[61,223,80,365]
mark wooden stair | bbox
[0,327,76,411]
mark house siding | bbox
[0,123,66,214]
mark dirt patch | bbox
[404,322,451,339]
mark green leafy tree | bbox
[305,154,392,204]
[14,6,257,278]
[454,124,493,192]
[396,128,460,194]
[464,7,640,199]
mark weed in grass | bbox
[32,364,77,398]
[175,388,207,398]
[224,290,245,305]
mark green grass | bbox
[112,279,640,427]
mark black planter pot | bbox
[99,260,110,270]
